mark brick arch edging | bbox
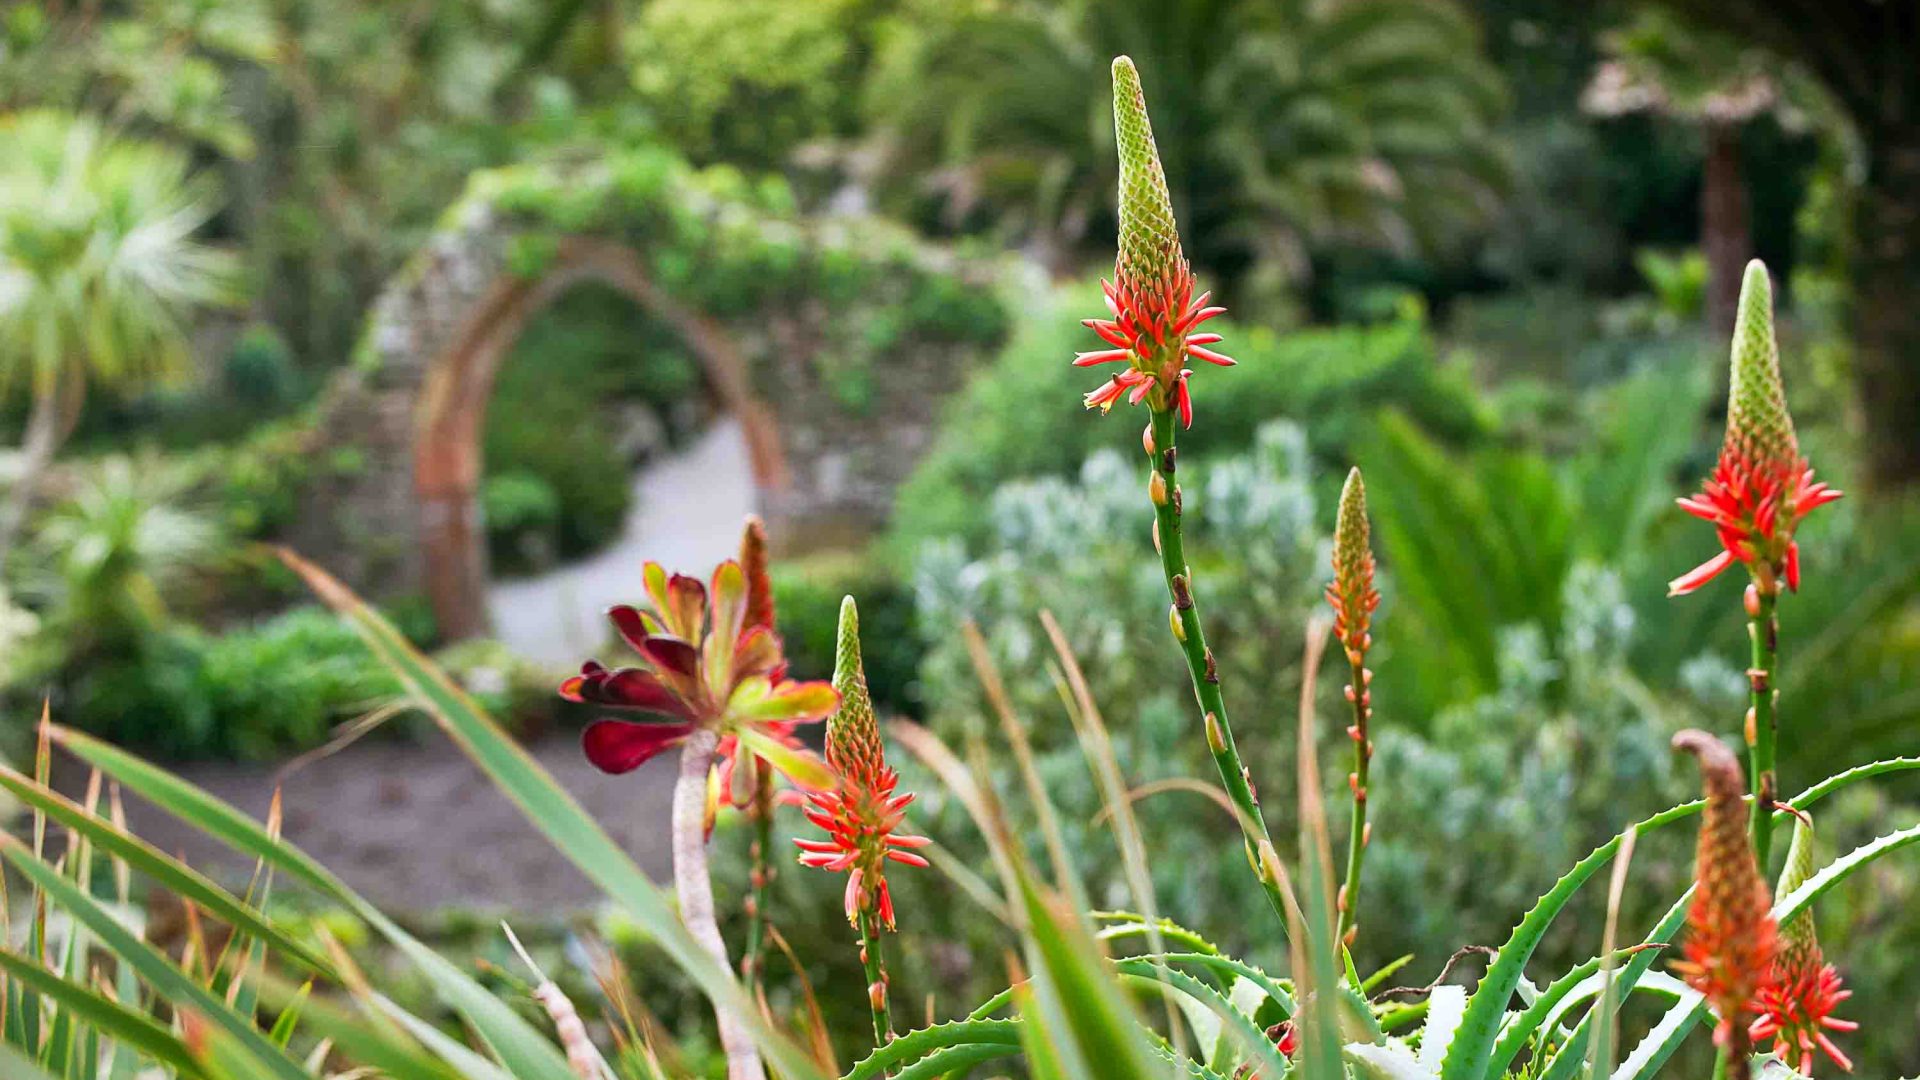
[410,236,788,640]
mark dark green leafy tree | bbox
[865,0,1508,289]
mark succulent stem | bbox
[1147,406,1291,939]
[857,903,893,1057]
[671,729,765,1080]
[1746,585,1780,872]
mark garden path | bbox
[485,416,755,668]
[92,733,680,913]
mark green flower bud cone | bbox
[1328,467,1379,652]
[1725,260,1799,473]
[1774,816,1820,964]
[1112,57,1183,287]
[828,596,884,781]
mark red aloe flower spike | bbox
[1671,261,1841,598]
[1326,469,1381,665]
[1751,817,1857,1074]
[794,597,929,928]
[1327,468,1382,946]
[1072,57,1234,427]
[795,597,926,1050]
[1672,730,1778,1080]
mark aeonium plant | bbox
[562,517,837,1080]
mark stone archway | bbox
[410,236,787,640]
[292,151,1008,643]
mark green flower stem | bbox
[1147,406,1291,939]
[857,904,893,1058]
[1336,650,1370,944]
[741,765,774,988]
[1747,587,1780,872]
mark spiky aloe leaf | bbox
[842,1020,1023,1080]
[1112,957,1289,1078]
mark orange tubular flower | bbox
[1670,260,1842,597]
[795,597,929,928]
[562,550,836,828]
[1076,57,1234,430]
[1671,730,1778,1076]
[1751,819,1857,1074]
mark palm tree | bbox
[1582,11,1786,335]
[0,111,236,562]
[864,0,1508,286]
[1642,0,1920,490]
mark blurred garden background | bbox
[2,0,1917,1073]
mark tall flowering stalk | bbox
[1327,468,1380,945]
[796,597,929,1051]
[736,517,778,987]
[1075,56,1293,934]
[1671,730,1778,1080]
[1752,818,1857,1074]
[1670,260,1842,872]
[561,523,838,1080]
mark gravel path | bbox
[485,418,755,667]
[94,734,679,913]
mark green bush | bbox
[480,470,563,574]
[772,553,921,718]
[886,280,1490,556]
[61,606,400,761]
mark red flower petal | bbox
[607,605,651,653]
[639,634,700,677]
[591,667,696,719]
[1668,549,1738,597]
[1186,344,1237,366]
[582,719,696,774]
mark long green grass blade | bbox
[0,841,310,1080]
[0,950,204,1077]
[0,765,335,978]
[280,548,823,1080]
[46,728,580,1080]
[0,1040,59,1080]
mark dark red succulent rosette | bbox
[560,560,836,800]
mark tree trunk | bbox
[0,376,75,565]
[1702,119,1752,339]
[1853,132,1920,491]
